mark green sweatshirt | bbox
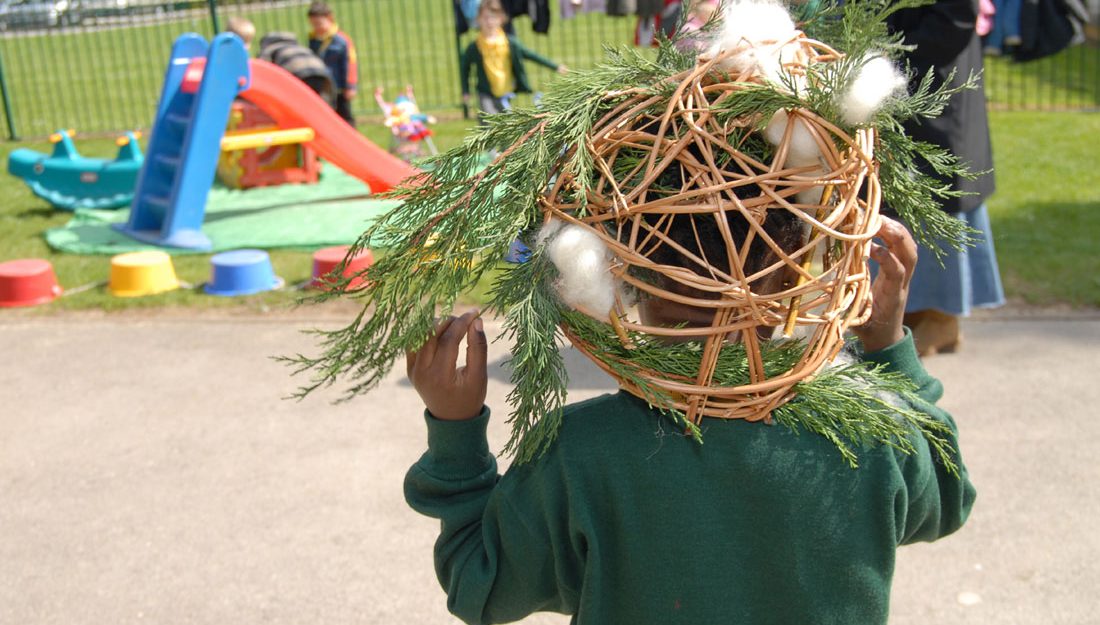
[405,332,976,625]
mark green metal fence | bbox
[0,0,1097,140]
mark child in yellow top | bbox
[460,1,567,121]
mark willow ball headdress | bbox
[288,0,976,470]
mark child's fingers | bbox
[435,311,479,375]
[465,317,488,381]
[870,242,904,286]
[418,316,456,372]
[875,217,918,284]
[405,350,417,379]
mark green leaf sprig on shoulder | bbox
[560,306,957,472]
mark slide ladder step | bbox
[153,154,181,172]
[164,112,192,131]
[139,194,171,210]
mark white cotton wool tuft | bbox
[839,56,907,126]
[764,109,821,167]
[707,0,797,79]
[536,218,563,246]
[541,221,617,317]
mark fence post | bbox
[0,46,18,140]
[207,0,221,34]
[452,7,467,119]
[456,32,468,119]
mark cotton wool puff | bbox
[707,0,797,81]
[839,56,907,126]
[763,110,828,208]
[541,220,617,317]
[764,109,821,167]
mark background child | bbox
[307,1,359,126]
[460,0,567,121]
[403,216,975,624]
[225,16,256,51]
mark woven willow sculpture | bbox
[289,1,975,466]
[544,38,881,425]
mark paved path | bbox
[1,314,1098,624]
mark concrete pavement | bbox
[1,314,1097,624]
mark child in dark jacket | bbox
[307,1,358,126]
[461,0,567,121]
[404,215,976,625]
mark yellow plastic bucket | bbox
[109,251,180,297]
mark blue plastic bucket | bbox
[203,249,284,297]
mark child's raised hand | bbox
[557,64,569,75]
[852,216,917,353]
[406,311,489,421]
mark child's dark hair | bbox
[610,119,805,288]
[644,209,804,285]
[629,136,805,288]
[478,0,509,21]
[307,1,333,18]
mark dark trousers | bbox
[335,92,355,127]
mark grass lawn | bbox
[2,110,1097,313]
[984,45,1100,111]
[985,111,1100,307]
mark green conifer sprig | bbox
[776,364,957,473]
[874,68,983,252]
[494,252,569,461]
[799,0,916,58]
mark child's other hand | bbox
[407,311,488,421]
[852,216,917,353]
[557,64,569,74]
[462,93,472,104]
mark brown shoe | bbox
[904,310,961,357]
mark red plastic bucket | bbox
[310,246,374,290]
[0,259,63,308]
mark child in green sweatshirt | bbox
[403,215,975,625]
